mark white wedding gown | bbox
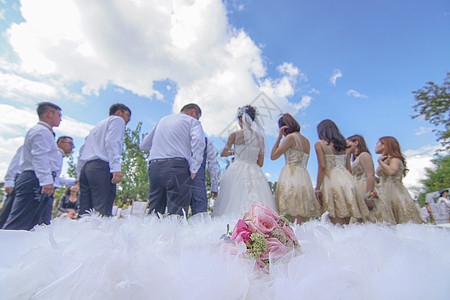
[212,131,277,218]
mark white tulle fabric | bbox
[0,215,449,299]
[212,142,277,217]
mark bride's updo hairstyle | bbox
[278,113,300,135]
[237,105,256,121]
[317,119,347,153]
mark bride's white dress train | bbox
[212,142,277,218]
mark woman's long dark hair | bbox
[278,113,300,135]
[317,119,347,153]
[347,134,371,161]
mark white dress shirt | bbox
[54,148,76,188]
[206,139,219,193]
[4,146,23,188]
[77,115,125,176]
[140,113,205,174]
[19,121,60,186]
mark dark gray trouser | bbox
[191,179,207,215]
[0,178,17,228]
[79,159,116,217]
[2,171,54,230]
[147,158,192,216]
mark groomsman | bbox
[0,146,23,228]
[54,136,77,189]
[78,103,131,216]
[140,103,205,216]
[190,137,218,215]
[3,102,62,230]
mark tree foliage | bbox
[418,155,450,206]
[115,122,149,207]
[412,72,450,150]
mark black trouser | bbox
[79,159,116,216]
[2,171,54,230]
[147,158,192,216]
[0,187,16,228]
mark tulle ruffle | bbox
[0,214,448,299]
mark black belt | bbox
[150,157,186,163]
[23,170,57,178]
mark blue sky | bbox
[0,0,449,195]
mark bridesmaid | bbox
[375,136,422,224]
[314,120,366,225]
[271,113,320,224]
[347,135,395,224]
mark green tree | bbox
[412,72,450,150]
[418,155,450,206]
[66,153,77,178]
[115,122,149,207]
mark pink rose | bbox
[248,214,279,235]
[260,238,289,261]
[247,203,280,221]
[231,219,253,244]
[280,224,298,243]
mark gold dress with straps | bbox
[275,135,320,217]
[352,156,395,224]
[320,154,365,219]
[376,160,422,224]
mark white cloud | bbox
[3,0,307,138]
[414,126,433,136]
[346,89,367,98]
[0,72,59,102]
[330,69,342,86]
[403,145,442,194]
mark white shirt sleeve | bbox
[4,146,23,188]
[206,140,219,193]
[31,131,55,186]
[189,120,206,174]
[139,124,156,151]
[76,142,86,179]
[105,117,125,173]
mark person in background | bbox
[375,136,422,224]
[314,119,366,225]
[77,103,131,217]
[0,146,23,228]
[437,189,450,215]
[57,185,80,219]
[3,102,62,230]
[346,134,395,224]
[190,137,219,215]
[140,103,205,216]
[271,113,320,224]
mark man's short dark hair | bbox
[37,102,61,117]
[109,103,131,116]
[57,136,73,144]
[180,103,201,117]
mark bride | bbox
[212,105,277,217]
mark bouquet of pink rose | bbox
[224,203,300,268]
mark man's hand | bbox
[111,172,123,184]
[5,187,14,194]
[41,184,55,195]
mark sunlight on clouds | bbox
[330,69,342,86]
[4,0,307,138]
[403,144,441,192]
